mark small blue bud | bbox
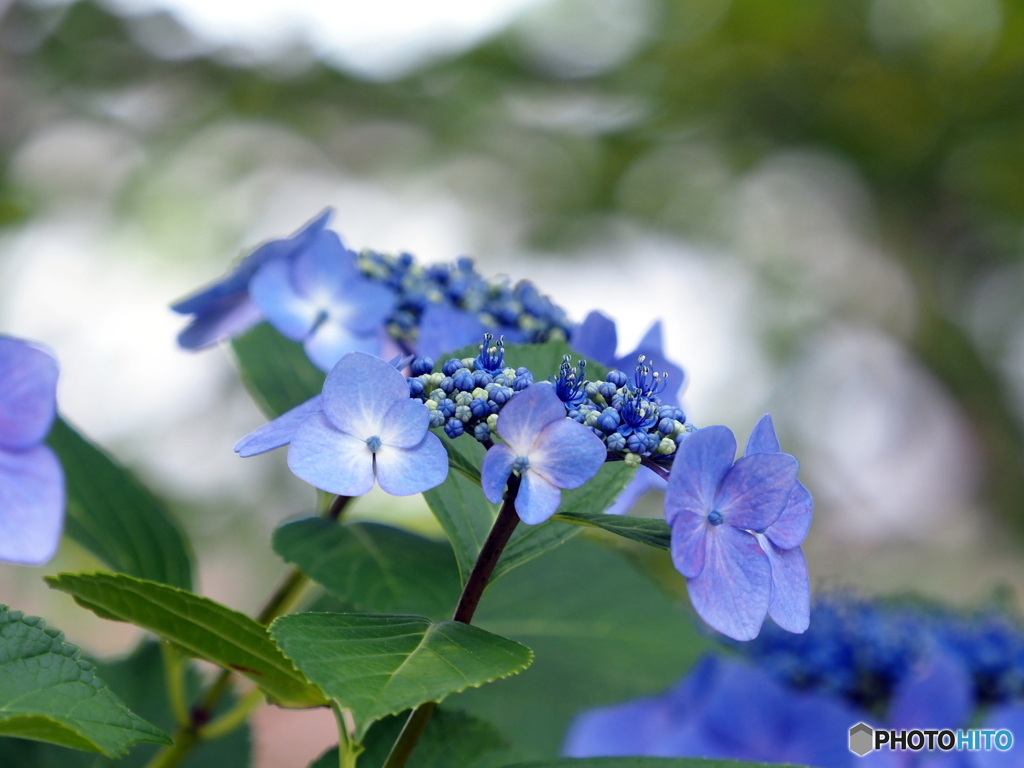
[515,367,531,376]
[473,370,493,388]
[707,509,724,526]
[407,378,425,398]
[606,433,627,452]
[411,357,434,376]
[626,432,649,455]
[511,455,531,473]
[657,417,675,435]
[442,358,463,376]
[490,385,513,405]
[487,400,500,415]
[439,376,456,394]
[568,409,586,423]
[596,408,621,433]
[455,404,473,422]
[470,398,490,419]
[453,370,476,392]
[645,433,660,453]
[444,419,464,438]
[512,374,533,392]
[429,410,446,428]
[365,435,382,452]
[606,370,628,387]
[473,422,491,442]
[438,399,456,418]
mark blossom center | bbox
[707,509,724,526]
[365,435,383,452]
[511,456,531,474]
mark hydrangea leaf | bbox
[445,339,610,383]
[0,605,169,757]
[453,538,711,758]
[503,760,793,767]
[552,511,671,550]
[270,613,533,740]
[231,322,326,418]
[423,460,498,584]
[46,418,193,591]
[494,462,637,582]
[273,518,461,621]
[44,573,327,709]
[437,430,484,484]
[309,707,510,768]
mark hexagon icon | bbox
[849,723,874,757]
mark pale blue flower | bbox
[666,425,798,640]
[286,352,447,496]
[172,209,332,349]
[744,414,813,634]
[249,230,395,372]
[480,383,606,524]
[415,303,484,361]
[0,336,64,565]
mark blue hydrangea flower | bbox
[0,336,64,565]
[564,654,860,767]
[665,425,799,640]
[249,230,396,372]
[977,704,1024,768]
[744,414,813,634]
[481,383,606,524]
[172,209,332,349]
[416,303,484,361]
[286,352,448,496]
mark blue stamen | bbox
[707,509,724,526]
[511,456,531,474]
[365,435,382,452]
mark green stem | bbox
[332,701,363,768]
[381,475,522,768]
[143,495,354,768]
[161,642,189,729]
[198,687,264,740]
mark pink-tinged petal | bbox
[176,294,264,350]
[604,465,666,516]
[0,337,59,449]
[670,510,708,578]
[744,414,780,456]
[234,396,322,457]
[766,480,813,550]
[304,321,381,373]
[249,259,320,340]
[321,352,409,439]
[715,453,798,531]
[571,311,617,367]
[375,432,448,496]
[494,383,566,455]
[686,525,771,641]
[0,446,64,565]
[516,471,562,525]
[530,419,606,490]
[664,426,736,526]
[291,231,358,302]
[379,398,430,449]
[758,536,809,633]
[287,413,374,496]
[481,443,516,504]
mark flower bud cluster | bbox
[406,336,535,443]
[357,251,573,349]
[552,355,693,467]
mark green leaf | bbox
[495,462,637,581]
[444,339,610,382]
[452,538,711,759]
[0,605,169,757]
[503,760,802,768]
[309,707,510,768]
[437,430,485,484]
[46,418,193,591]
[231,322,326,418]
[273,518,461,621]
[423,465,498,585]
[45,572,327,709]
[270,613,533,739]
[553,512,670,550]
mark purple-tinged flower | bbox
[286,352,447,496]
[744,414,813,634]
[666,425,798,640]
[416,303,484,361]
[0,336,64,565]
[249,230,396,372]
[573,311,685,406]
[481,383,605,524]
[976,703,1024,768]
[565,654,860,768]
[172,209,332,349]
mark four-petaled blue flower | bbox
[744,414,813,634]
[172,209,332,349]
[0,336,64,565]
[287,352,448,496]
[249,229,396,372]
[481,383,606,524]
[666,424,799,640]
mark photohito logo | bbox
[849,723,1014,756]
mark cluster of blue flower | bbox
[567,594,1024,767]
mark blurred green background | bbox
[2,0,1024,763]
